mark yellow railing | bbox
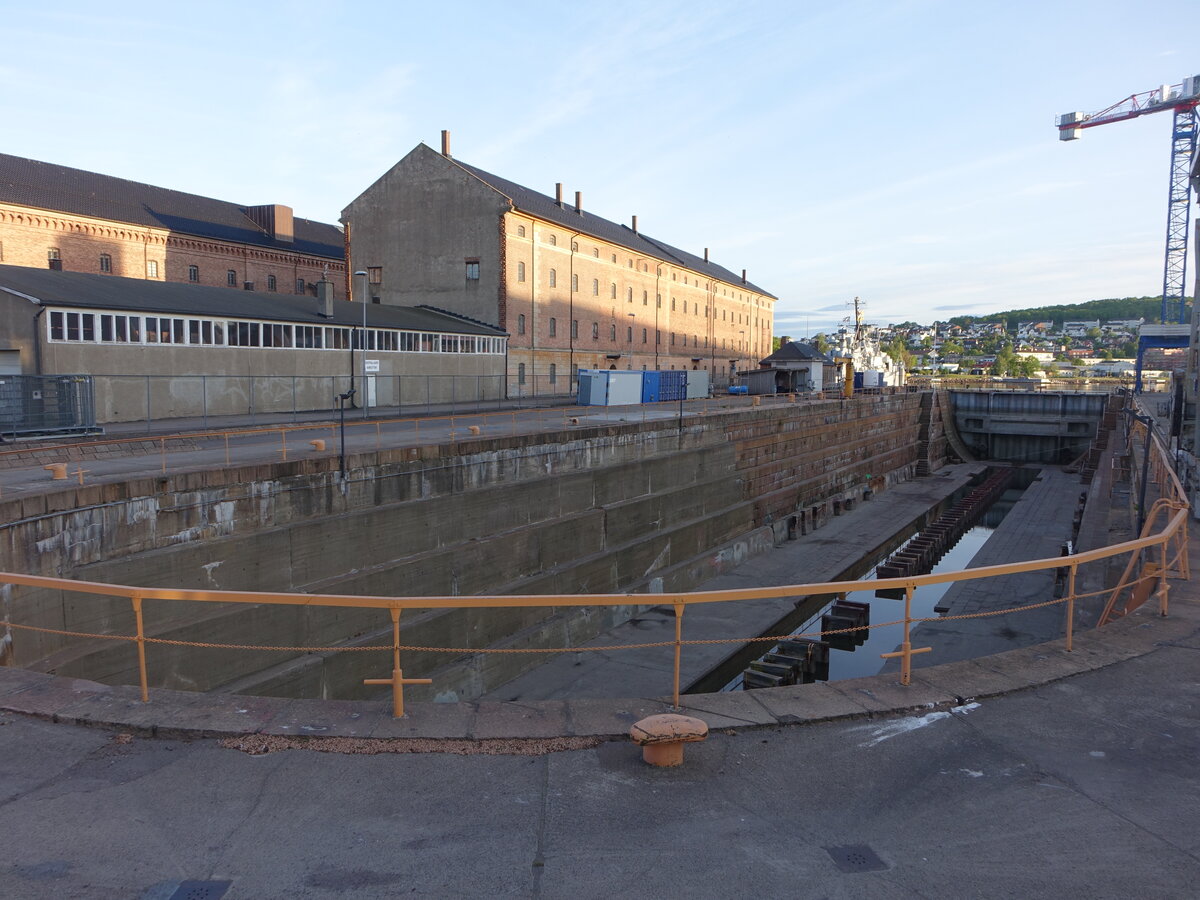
[0,400,1189,717]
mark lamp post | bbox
[351,270,366,409]
[355,270,370,419]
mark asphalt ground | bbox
[1,595,1197,899]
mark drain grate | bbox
[168,881,232,900]
[824,844,888,874]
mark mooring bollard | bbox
[43,463,68,481]
[309,439,326,452]
[630,713,708,767]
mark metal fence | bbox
[0,374,96,438]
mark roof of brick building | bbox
[450,154,776,299]
[0,153,344,260]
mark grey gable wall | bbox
[343,144,509,327]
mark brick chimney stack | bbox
[441,130,451,157]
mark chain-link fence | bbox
[0,375,96,438]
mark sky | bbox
[2,0,1195,336]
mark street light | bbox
[354,270,369,419]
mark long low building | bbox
[0,265,507,425]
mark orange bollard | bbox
[44,463,68,480]
[309,439,326,451]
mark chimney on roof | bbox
[316,278,335,318]
[247,204,294,244]
[704,247,709,262]
[632,215,638,233]
[441,130,451,158]
[741,269,747,284]
[575,191,583,215]
[556,183,563,207]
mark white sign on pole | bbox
[364,359,380,373]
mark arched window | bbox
[610,282,617,299]
[572,273,578,292]
[609,324,617,341]
[517,224,526,237]
[517,261,526,282]
[627,326,633,342]
[549,317,557,337]
[627,287,633,302]
[549,269,557,288]
[592,279,599,296]
[518,314,526,335]
[642,328,648,344]
[548,234,557,246]
[591,322,599,340]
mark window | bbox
[656,330,661,345]
[571,241,578,251]
[267,274,277,291]
[610,282,617,299]
[99,253,112,273]
[549,317,557,337]
[465,260,480,280]
[571,319,579,339]
[189,265,199,283]
[227,270,237,287]
[518,363,526,384]
[611,253,616,262]
[517,224,526,237]
[549,363,557,384]
[518,314,526,335]
[366,266,382,284]
[670,333,676,345]
[592,248,599,258]
[549,269,556,288]
[627,287,633,303]
[627,326,633,342]
[47,248,60,261]
[591,322,599,340]
[517,261,526,282]
[296,278,306,294]
[147,260,158,277]
[671,297,676,311]
[642,328,647,344]
[592,278,599,296]
[609,324,616,341]
[572,273,578,292]
[548,234,557,246]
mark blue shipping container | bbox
[641,370,662,403]
[659,370,686,401]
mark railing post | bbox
[131,595,149,702]
[672,601,685,709]
[1159,536,1171,617]
[900,584,913,685]
[391,607,403,717]
[1066,563,1077,652]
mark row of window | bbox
[46,310,506,354]
[509,224,767,303]
[39,248,311,293]
[511,314,753,349]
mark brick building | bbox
[343,135,775,392]
[0,153,345,301]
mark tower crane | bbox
[1057,76,1200,324]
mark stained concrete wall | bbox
[0,392,937,700]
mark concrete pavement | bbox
[0,595,1196,898]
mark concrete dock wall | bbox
[1,392,938,699]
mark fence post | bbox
[250,376,256,423]
[1159,536,1171,616]
[1065,563,1077,652]
[292,375,298,423]
[672,600,685,709]
[202,375,208,432]
[145,376,151,433]
[131,595,149,702]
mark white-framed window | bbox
[146,260,159,277]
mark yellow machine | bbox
[834,356,854,397]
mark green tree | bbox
[813,333,830,354]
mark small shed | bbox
[756,341,834,392]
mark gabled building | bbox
[756,340,834,392]
[0,153,346,300]
[342,135,776,391]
